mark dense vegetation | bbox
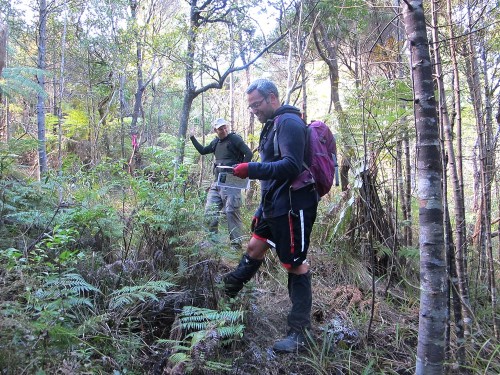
[0,0,499,374]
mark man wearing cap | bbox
[189,118,253,249]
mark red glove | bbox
[233,163,249,179]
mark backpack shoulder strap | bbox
[272,115,281,157]
[212,137,220,152]
[273,115,310,169]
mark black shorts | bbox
[252,204,317,269]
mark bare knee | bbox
[246,237,268,260]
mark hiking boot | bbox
[272,330,308,353]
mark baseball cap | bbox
[213,118,228,129]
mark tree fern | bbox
[0,67,48,99]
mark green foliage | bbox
[28,272,100,319]
[0,138,38,178]
[157,132,198,166]
[176,306,245,337]
[62,108,90,139]
[0,66,48,99]
[164,306,245,373]
[108,280,174,310]
[342,78,413,158]
[300,330,337,375]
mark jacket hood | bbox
[273,104,302,118]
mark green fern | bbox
[165,306,245,373]
[29,272,100,313]
[178,306,245,335]
[44,273,100,294]
[108,280,175,310]
[0,66,48,99]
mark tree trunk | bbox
[0,20,6,77]
[479,39,499,341]
[403,133,412,246]
[176,0,286,165]
[176,1,198,165]
[431,0,467,363]
[119,74,126,160]
[57,4,68,183]
[464,5,498,339]
[445,0,471,347]
[394,3,412,248]
[37,0,48,176]
[396,140,407,247]
[128,0,145,173]
[402,2,447,374]
[312,19,351,192]
[0,20,8,142]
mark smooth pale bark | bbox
[404,133,412,246]
[445,0,471,346]
[464,3,499,340]
[37,0,48,176]
[430,0,466,363]
[403,2,447,374]
[0,20,7,142]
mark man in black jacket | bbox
[190,118,252,249]
[227,79,319,353]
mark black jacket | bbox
[190,133,252,177]
[247,105,319,218]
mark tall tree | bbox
[36,0,48,175]
[464,0,499,339]
[176,0,285,164]
[310,0,369,192]
[402,1,447,373]
[445,0,471,349]
[430,0,466,363]
[0,19,6,79]
[127,0,165,172]
[0,19,7,142]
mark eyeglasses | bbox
[248,97,266,110]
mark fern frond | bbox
[217,324,244,339]
[169,352,190,364]
[108,280,174,310]
[45,273,101,294]
[45,297,94,310]
[1,66,49,99]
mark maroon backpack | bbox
[274,118,338,197]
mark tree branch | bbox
[193,32,288,96]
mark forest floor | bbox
[148,242,420,375]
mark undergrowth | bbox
[0,150,498,374]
